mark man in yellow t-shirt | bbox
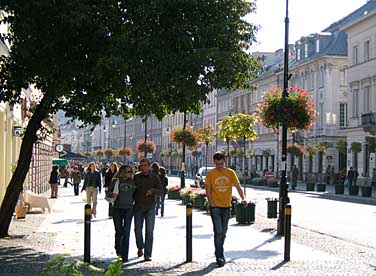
[205,152,247,267]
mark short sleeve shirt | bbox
[205,168,239,207]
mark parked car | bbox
[194,167,215,188]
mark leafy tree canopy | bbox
[197,126,216,145]
[217,113,258,142]
[0,0,260,122]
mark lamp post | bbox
[124,118,127,149]
[181,112,187,188]
[277,0,290,236]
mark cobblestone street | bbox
[1,177,376,276]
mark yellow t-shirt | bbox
[205,168,239,207]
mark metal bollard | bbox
[284,204,291,261]
[84,204,92,263]
[186,203,192,263]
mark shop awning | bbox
[52,158,68,167]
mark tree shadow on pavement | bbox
[0,245,50,276]
[179,262,217,276]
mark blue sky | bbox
[247,0,366,52]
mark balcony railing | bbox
[361,112,376,126]
[361,112,376,135]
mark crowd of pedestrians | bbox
[48,159,167,263]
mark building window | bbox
[352,88,359,117]
[316,39,320,53]
[364,40,370,62]
[353,45,359,65]
[318,103,324,128]
[339,103,347,127]
[364,86,371,113]
[304,44,308,58]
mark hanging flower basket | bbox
[257,87,316,130]
[170,128,198,147]
[136,140,156,153]
[316,142,329,153]
[119,146,132,157]
[287,143,304,156]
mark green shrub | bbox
[43,255,123,276]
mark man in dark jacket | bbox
[134,158,162,261]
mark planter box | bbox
[348,185,359,196]
[198,195,207,210]
[361,186,372,197]
[335,185,344,195]
[235,202,255,224]
[168,190,180,200]
[306,182,315,191]
[316,183,326,192]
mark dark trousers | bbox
[155,193,166,217]
[210,207,230,260]
[134,207,155,258]
[112,208,133,261]
[73,184,79,196]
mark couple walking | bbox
[107,159,163,262]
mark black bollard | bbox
[84,204,92,263]
[284,204,291,261]
[186,203,192,263]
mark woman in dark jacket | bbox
[104,162,118,217]
[49,165,59,198]
[81,162,102,216]
[110,164,135,263]
[158,167,168,217]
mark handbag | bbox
[105,179,119,203]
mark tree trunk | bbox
[0,98,49,238]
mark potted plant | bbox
[361,179,372,197]
[167,185,181,200]
[305,173,316,191]
[335,170,346,195]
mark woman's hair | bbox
[151,162,160,174]
[88,162,96,171]
[159,166,166,176]
[114,164,132,179]
[106,162,118,174]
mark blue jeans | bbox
[134,207,155,258]
[112,208,133,261]
[210,207,230,260]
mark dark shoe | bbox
[216,258,225,267]
[144,256,152,261]
[137,248,143,258]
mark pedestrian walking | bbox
[108,164,136,263]
[151,162,162,216]
[49,165,59,198]
[205,152,247,267]
[348,167,355,186]
[372,168,376,187]
[158,167,168,217]
[63,165,71,187]
[81,162,102,216]
[104,162,118,218]
[134,159,163,261]
[71,165,82,196]
[291,165,299,190]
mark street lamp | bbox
[277,0,291,236]
[181,112,187,188]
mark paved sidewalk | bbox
[0,181,375,275]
